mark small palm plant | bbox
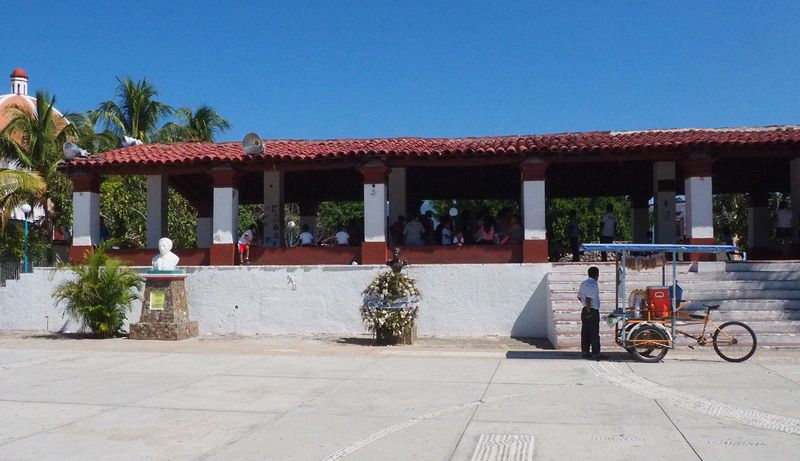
[52,242,143,337]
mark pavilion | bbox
[63,126,800,265]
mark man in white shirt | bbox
[334,226,350,246]
[776,201,793,257]
[578,266,602,359]
[599,204,617,262]
[298,224,315,247]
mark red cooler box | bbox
[646,286,671,317]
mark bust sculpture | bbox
[152,237,180,272]
[386,248,408,274]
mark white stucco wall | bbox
[363,183,387,242]
[0,264,551,338]
[522,180,546,240]
[684,176,713,239]
[72,191,100,246]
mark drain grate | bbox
[470,434,535,461]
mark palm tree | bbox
[0,162,46,228]
[172,106,231,142]
[96,78,173,143]
[1,91,70,232]
[66,110,119,153]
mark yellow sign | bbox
[149,291,166,310]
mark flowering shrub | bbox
[361,270,421,340]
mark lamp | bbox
[63,142,89,160]
[287,220,296,247]
[20,204,32,273]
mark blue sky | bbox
[2,1,799,142]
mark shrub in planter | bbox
[52,242,143,338]
[361,270,420,345]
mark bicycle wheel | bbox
[629,325,669,363]
[713,321,757,362]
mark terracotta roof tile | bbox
[68,125,800,169]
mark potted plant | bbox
[361,252,420,345]
[52,241,143,338]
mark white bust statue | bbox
[152,237,180,271]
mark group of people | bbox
[390,210,524,247]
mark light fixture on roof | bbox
[242,132,265,155]
[63,142,89,160]
[120,136,144,147]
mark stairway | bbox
[547,261,800,349]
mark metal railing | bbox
[0,260,21,287]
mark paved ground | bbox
[0,333,798,461]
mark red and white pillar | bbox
[196,202,213,248]
[262,171,285,247]
[682,158,715,260]
[521,158,548,263]
[68,172,101,262]
[210,167,238,265]
[362,161,389,264]
[145,174,168,248]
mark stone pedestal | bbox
[130,273,198,340]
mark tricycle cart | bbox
[579,243,756,363]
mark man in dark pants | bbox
[578,266,602,359]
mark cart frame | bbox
[579,243,741,351]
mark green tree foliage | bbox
[100,176,197,248]
[161,106,232,143]
[713,193,748,248]
[1,91,72,235]
[317,201,364,243]
[0,163,46,227]
[52,241,143,337]
[547,197,632,246]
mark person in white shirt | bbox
[599,204,617,262]
[776,201,793,257]
[403,215,426,246]
[334,226,350,246]
[298,224,315,247]
[577,266,602,359]
[238,224,257,265]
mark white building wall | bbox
[0,264,551,338]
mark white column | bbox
[522,179,546,240]
[263,171,284,247]
[653,161,677,243]
[684,176,714,241]
[364,182,388,242]
[72,190,100,246]
[146,175,168,248]
[213,187,238,245]
[196,217,213,248]
[388,167,407,223]
[791,159,800,243]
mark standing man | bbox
[578,266,602,359]
[599,204,617,262]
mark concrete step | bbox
[550,289,800,301]
[692,272,800,282]
[548,280,800,291]
[556,332,800,349]
[556,319,800,336]
[553,309,800,322]
[552,299,800,311]
[723,261,800,272]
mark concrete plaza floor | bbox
[0,333,798,461]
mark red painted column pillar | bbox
[521,158,549,263]
[68,172,102,263]
[361,161,390,264]
[210,167,238,266]
[681,157,715,261]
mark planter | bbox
[375,321,417,345]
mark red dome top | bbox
[10,68,28,79]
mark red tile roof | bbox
[67,125,800,169]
